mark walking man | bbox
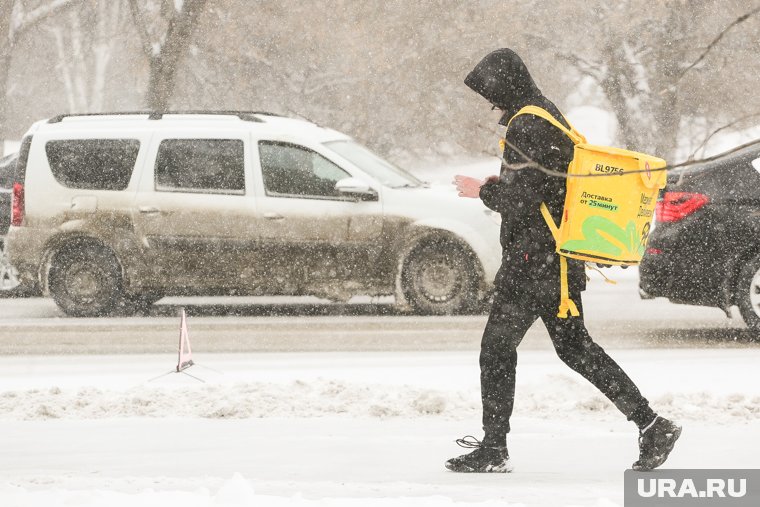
[448,48,681,473]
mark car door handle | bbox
[138,206,162,215]
[263,212,285,220]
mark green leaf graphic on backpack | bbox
[560,216,645,259]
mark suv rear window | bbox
[155,139,245,194]
[45,139,140,190]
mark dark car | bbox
[639,142,760,333]
[0,152,22,293]
[0,153,14,234]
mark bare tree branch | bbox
[498,135,760,181]
[555,53,605,83]
[161,0,207,62]
[13,0,83,39]
[127,0,154,59]
[128,0,208,110]
[675,4,760,82]
[688,111,760,160]
[524,34,606,82]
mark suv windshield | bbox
[324,140,422,188]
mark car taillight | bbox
[11,182,24,226]
[655,192,709,223]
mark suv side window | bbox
[45,139,140,191]
[155,139,245,194]
[259,141,350,199]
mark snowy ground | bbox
[1,343,758,506]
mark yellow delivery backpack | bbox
[505,106,667,318]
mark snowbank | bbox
[1,373,756,423]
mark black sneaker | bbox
[632,416,682,471]
[445,436,512,473]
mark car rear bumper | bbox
[638,251,671,298]
[640,237,729,310]
[5,226,47,289]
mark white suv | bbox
[7,112,500,316]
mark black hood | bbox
[465,48,546,125]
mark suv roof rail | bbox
[47,110,286,124]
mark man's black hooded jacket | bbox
[465,48,585,309]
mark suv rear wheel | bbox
[401,239,479,315]
[737,254,760,339]
[49,245,124,317]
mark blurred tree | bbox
[0,0,82,137]
[127,0,208,111]
[46,0,125,112]
[3,0,760,165]
[187,0,538,162]
[519,0,760,161]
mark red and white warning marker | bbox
[149,307,207,383]
[177,308,194,372]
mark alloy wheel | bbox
[418,257,461,303]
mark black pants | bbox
[480,292,655,446]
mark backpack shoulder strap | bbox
[505,106,583,320]
[506,105,587,145]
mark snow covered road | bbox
[0,271,756,355]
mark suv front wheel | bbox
[401,239,480,315]
[49,245,124,317]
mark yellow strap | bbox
[539,202,559,242]
[539,202,577,317]
[507,106,584,319]
[557,257,580,319]
[541,202,579,319]
[505,105,587,145]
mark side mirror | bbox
[335,177,378,201]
